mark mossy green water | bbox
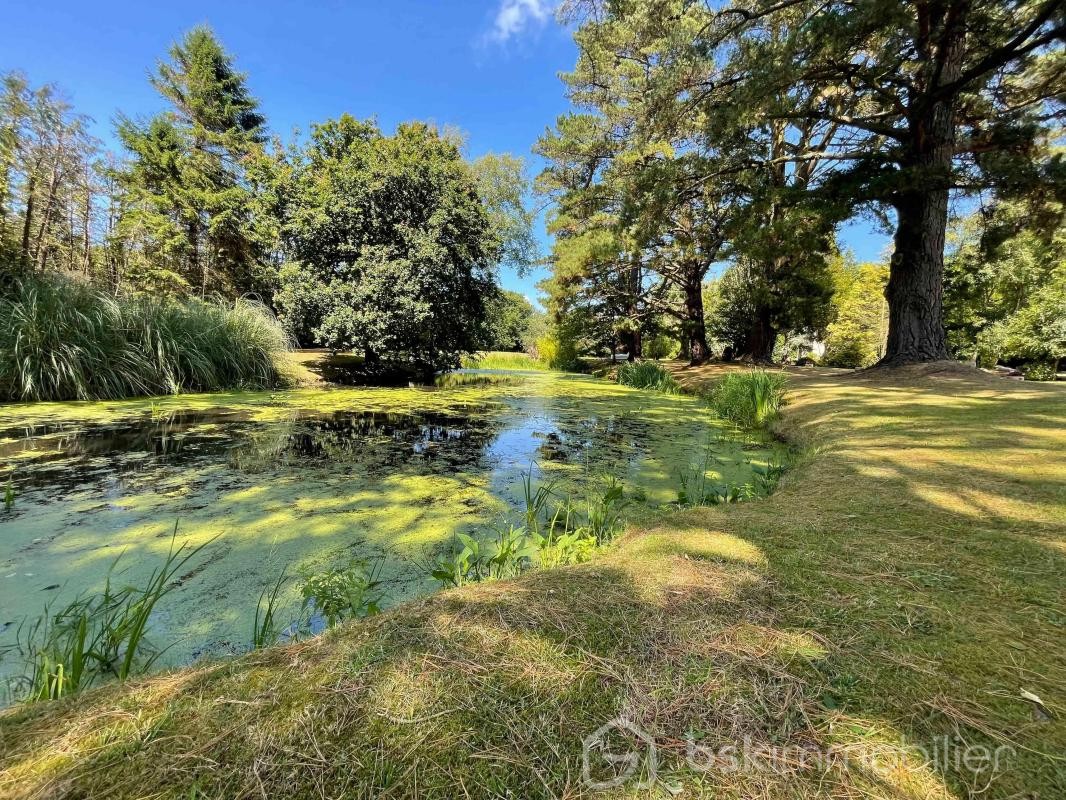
[0,371,778,686]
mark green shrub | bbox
[616,361,680,394]
[707,370,788,428]
[1022,361,1059,382]
[535,328,580,371]
[0,274,291,401]
[644,335,679,360]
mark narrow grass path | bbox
[1,365,1063,799]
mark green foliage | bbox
[116,26,269,296]
[251,569,288,650]
[707,370,788,429]
[273,117,497,374]
[16,525,211,702]
[616,361,680,394]
[430,472,629,587]
[643,334,679,360]
[0,273,290,401]
[534,327,580,371]
[1022,361,1058,382]
[821,258,889,368]
[469,153,539,275]
[946,196,1066,371]
[299,559,384,629]
[481,289,542,353]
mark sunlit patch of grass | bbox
[460,351,550,371]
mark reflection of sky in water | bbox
[0,372,777,682]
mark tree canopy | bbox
[272,116,500,376]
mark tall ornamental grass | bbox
[0,274,291,402]
[707,369,788,428]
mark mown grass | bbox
[460,350,550,371]
[1,363,1063,798]
[0,274,291,401]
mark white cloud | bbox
[489,0,555,43]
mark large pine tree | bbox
[117,26,266,296]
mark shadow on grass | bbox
[1,367,1064,798]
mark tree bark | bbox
[881,186,952,364]
[878,2,965,366]
[683,270,710,365]
[20,173,35,269]
[741,305,777,363]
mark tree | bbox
[469,153,539,276]
[696,0,1065,364]
[482,289,540,352]
[117,26,267,296]
[545,1,846,363]
[822,258,890,368]
[945,186,1066,372]
[0,72,100,280]
[272,116,499,376]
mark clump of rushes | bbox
[431,472,629,587]
[0,273,291,402]
[16,524,213,702]
[616,360,681,394]
[707,369,788,428]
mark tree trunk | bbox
[880,187,952,364]
[20,173,35,269]
[741,305,777,363]
[878,4,964,366]
[683,267,710,365]
[34,165,62,272]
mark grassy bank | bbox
[1,364,1063,798]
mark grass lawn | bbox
[1,364,1063,798]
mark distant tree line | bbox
[0,27,538,377]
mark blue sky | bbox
[1,0,890,302]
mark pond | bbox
[0,370,777,684]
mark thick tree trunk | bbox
[683,267,710,365]
[880,188,952,365]
[741,306,777,363]
[878,3,964,366]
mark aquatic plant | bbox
[0,273,291,402]
[583,479,628,544]
[252,568,289,650]
[16,524,211,702]
[2,478,14,512]
[707,369,788,428]
[300,559,384,629]
[616,361,681,394]
[432,471,630,586]
[676,450,789,507]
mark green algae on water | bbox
[0,372,780,681]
